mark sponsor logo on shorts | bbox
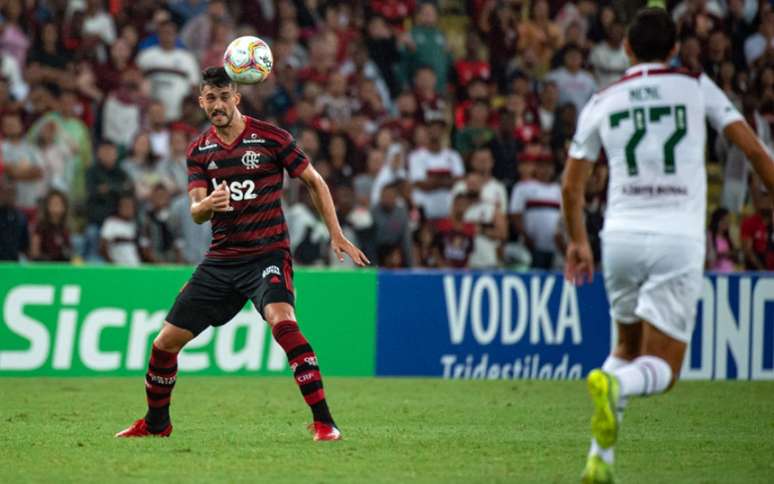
[262,265,281,278]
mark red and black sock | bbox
[143,344,178,433]
[272,320,334,425]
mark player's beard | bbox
[210,109,233,128]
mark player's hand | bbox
[209,181,233,212]
[331,235,370,267]
[564,240,594,286]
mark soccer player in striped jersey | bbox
[116,67,369,441]
[562,8,774,483]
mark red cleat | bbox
[309,422,342,441]
[115,419,172,438]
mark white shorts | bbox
[601,231,705,343]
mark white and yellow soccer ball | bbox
[223,36,273,84]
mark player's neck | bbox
[214,113,246,145]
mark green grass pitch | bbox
[1,377,772,483]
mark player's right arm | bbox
[702,73,774,204]
[189,182,231,224]
[723,121,774,205]
[562,94,602,285]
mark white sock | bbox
[614,355,673,398]
[589,355,631,464]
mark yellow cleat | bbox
[581,455,615,484]
[587,369,620,449]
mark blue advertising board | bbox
[376,271,774,380]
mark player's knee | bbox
[263,303,296,327]
[153,322,192,353]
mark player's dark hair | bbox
[627,8,676,62]
[200,66,235,90]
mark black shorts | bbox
[166,251,295,336]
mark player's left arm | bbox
[298,164,371,267]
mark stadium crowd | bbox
[0,0,772,271]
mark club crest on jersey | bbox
[262,265,281,278]
[242,150,262,169]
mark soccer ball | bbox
[223,36,273,84]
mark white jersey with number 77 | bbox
[569,62,743,241]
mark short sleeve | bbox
[408,150,426,182]
[276,132,310,178]
[701,74,744,132]
[450,151,465,177]
[509,183,526,214]
[568,94,603,161]
[186,142,208,190]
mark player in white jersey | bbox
[561,8,774,484]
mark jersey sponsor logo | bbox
[207,161,218,170]
[198,142,219,152]
[243,134,266,145]
[262,265,281,278]
[241,150,262,169]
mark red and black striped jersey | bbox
[186,115,310,260]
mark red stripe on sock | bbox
[145,381,174,394]
[304,388,325,406]
[147,397,171,408]
[272,320,307,351]
[150,344,178,367]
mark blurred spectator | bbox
[435,193,476,268]
[478,1,520,90]
[326,134,355,187]
[168,193,210,265]
[0,175,29,261]
[509,157,561,270]
[96,37,136,95]
[413,217,441,268]
[2,111,44,218]
[454,100,495,160]
[27,88,94,214]
[354,149,384,208]
[123,133,167,202]
[100,193,141,266]
[365,15,402,97]
[589,21,629,89]
[490,107,522,186]
[452,147,508,268]
[101,68,146,151]
[31,119,73,193]
[551,102,578,161]
[537,81,559,134]
[403,3,451,92]
[146,101,171,160]
[372,180,412,267]
[139,183,179,263]
[181,0,233,64]
[518,0,563,76]
[80,0,117,61]
[371,141,409,207]
[26,21,71,89]
[409,116,465,220]
[412,66,446,123]
[454,32,491,90]
[743,9,774,68]
[740,191,774,270]
[286,189,329,265]
[0,49,27,102]
[85,140,132,259]
[158,128,190,196]
[30,189,72,262]
[137,20,200,121]
[0,0,30,68]
[547,45,596,117]
[317,73,356,132]
[371,0,415,31]
[706,207,738,272]
[168,0,209,24]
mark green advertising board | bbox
[0,264,376,376]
